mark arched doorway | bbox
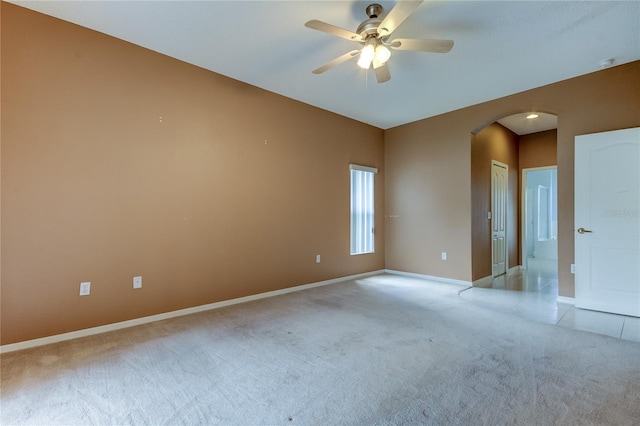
[470,111,558,289]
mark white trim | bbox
[0,270,385,354]
[521,166,558,270]
[349,164,378,174]
[384,269,471,287]
[491,159,509,275]
[557,296,575,305]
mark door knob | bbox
[577,227,593,234]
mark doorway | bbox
[522,167,558,272]
[471,112,558,286]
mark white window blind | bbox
[350,164,377,255]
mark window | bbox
[350,164,377,255]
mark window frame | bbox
[349,164,378,255]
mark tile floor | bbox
[459,258,640,342]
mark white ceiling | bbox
[497,112,557,136]
[9,1,640,131]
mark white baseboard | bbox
[0,270,385,354]
[384,269,471,287]
[557,296,575,305]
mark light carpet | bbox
[2,273,639,425]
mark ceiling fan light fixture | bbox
[372,55,383,70]
[306,1,453,83]
[374,44,391,63]
[357,40,375,69]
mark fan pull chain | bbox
[365,67,370,125]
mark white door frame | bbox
[491,160,509,276]
[521,166,557,270]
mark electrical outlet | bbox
[441,252,447,260]
[133,276,142,289]
[570,264,575,274]
[316,255,321,263]
[79,281,91,296]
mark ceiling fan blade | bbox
[312,50,360,74]
[373,62,391,84]
[389,38,454,53]
[305,20,363,42]
[377,1,424,37]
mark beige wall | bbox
[0,4,384,345]
[385,61,640,297]
[519,129,557,170]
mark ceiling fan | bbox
[305,1,453,83]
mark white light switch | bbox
[133,276,142,289]
[441,252,447,260]
[316,255,321,263]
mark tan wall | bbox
[471,123,519,281]
[383,113,471,280]
[518,129,558,265]
[385,61,640,297]
[519,129,557,170]
[0,4,385,345]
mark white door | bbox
[491,161,508,277]
[575,127,640,317]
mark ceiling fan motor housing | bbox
[357,4,385,39]
[366,4,383,18]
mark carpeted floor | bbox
[2,273,639,425]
